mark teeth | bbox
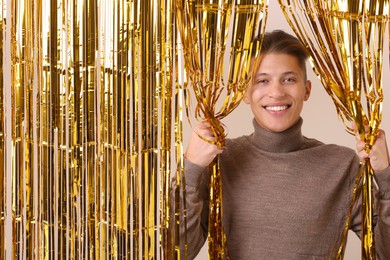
[265,105,289,111]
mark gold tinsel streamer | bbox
[0,0,184,259]
[176,0,268,258]
[0,1,4,259]
[279,0,389,259]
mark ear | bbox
[304,80,312,101]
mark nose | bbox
[268,82,285,98]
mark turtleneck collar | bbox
[249,118,305,153]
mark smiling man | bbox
[244,51,311,133]
[179,30,390,259]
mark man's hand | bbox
[185,121,223,167]
[355,129,390,172]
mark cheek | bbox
[293,96,306,113]
[249,87,265,101]
[291,88,308,102]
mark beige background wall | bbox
[184,1,390,259]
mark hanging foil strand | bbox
[140,0,157,258]
[0,14,4,255]
[0,2,4,259]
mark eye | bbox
[283,77,296,83]
[254,78,269,84]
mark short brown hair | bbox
[252,30,309,79]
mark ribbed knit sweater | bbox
[181,118,390,259]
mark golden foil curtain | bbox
[279,0,389,259]
[0,0,184,259]
[176,0,268,258]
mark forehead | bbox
[255,53,304,76]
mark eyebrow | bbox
[282,71,299,76]
[254,71,299,77]
[254,72,268,78]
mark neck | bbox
[250,118,305,153]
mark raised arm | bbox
[172,122,223,259]
[354,129,390,258]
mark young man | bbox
[182,30,390,259]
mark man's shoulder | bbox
[303,136,357,160]
[222,135,251,156]
[226,135,248,145]
[225,135,251,149]
[304,136,354,150]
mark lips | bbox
[263,105,291,111]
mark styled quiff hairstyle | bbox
[252,30,309,80]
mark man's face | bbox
[244,53,311,133]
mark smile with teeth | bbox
[264,105,290,111]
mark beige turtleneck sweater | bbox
[179,118,390,259]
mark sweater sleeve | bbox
[171,159,210,259]
[350,164,390,259]
[373,166,390,258]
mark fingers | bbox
[185,121,224,167]
[355,128,368,160]
[370,130,388,157]
[195,121,222,145]
[370,130,390,171]
[355,128,390,171]
[195,121,213,135]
